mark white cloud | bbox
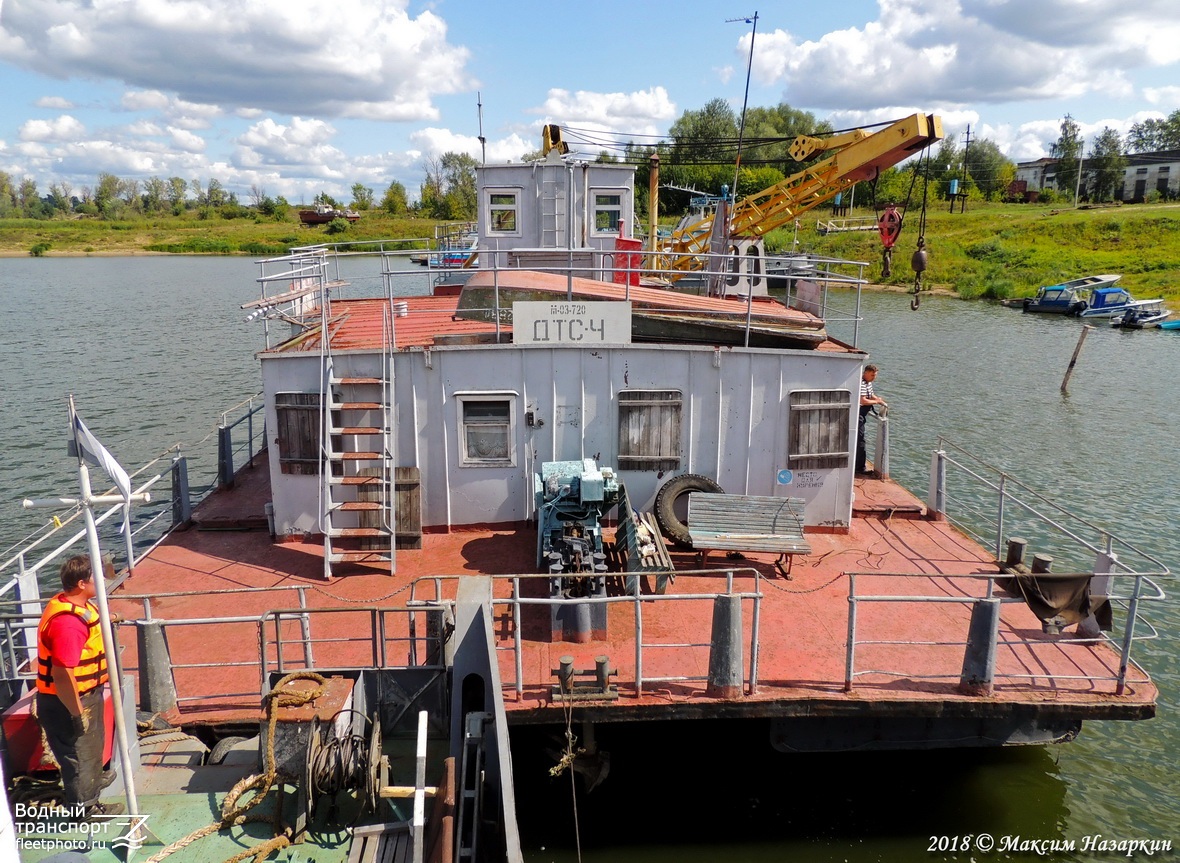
[1144,86,1180,106]
[120,90,222,130]
[35,96,74,110]
[407,127,535,164]
[751,0,1178,113]
[530,87,677,137]
[168,127,206,153]
[19,115,86,142]
[2,0,473,121]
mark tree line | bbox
[3,103,1177,223]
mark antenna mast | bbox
[477,92,487,165]
[728,11,759,211]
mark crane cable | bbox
[910,149,934,310]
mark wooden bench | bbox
[687,493,811,577]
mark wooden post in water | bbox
[1061,325,1094,393]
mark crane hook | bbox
[909,236,928,311]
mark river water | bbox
[0,257,1176,860]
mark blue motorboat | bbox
[1077,286,1166,318]
[1021,274,1120,314]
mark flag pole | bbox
[66,396,145,849]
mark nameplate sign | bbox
[512,301,632,344]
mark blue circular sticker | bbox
[777,469,793,485]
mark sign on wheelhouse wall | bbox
[512,301,632,344]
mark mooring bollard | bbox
[137,619,178,714]
[707,595,744,699]
[1005,537,1028,569]
[959,598,1001,696]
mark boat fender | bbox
[654,474,725,548]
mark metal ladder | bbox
[454,711,489,863]
[320,303,395,579]
[539,163,565,249]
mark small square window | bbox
[487,191,519,235]
[458,396,516,466]
[618,390,681,471]
[594,192,622,234]
[789,390,851,469]
[275,392,321,475]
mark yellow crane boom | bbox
[662,113,944,275]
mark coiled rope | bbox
[144,670,326,863]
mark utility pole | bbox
[1075,142,1085,206]
[953,125,972,213]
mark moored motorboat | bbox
[1019,274,1120,314]
[1076,286,1165,318]
[1111,306,1171,328]
[298,203,362,225]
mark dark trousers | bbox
[856,409,869,473]
[36,686,107,807]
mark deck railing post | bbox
[927,448,947,521]
[844,574,858,692]
[298,587,313,669]
[1116,575,1143,695]
[171,455,192,528]
[995,474,1007,566]
[513,579,523,696]
[258,619,269,695]
[748,585,761,696]
[634,592,644,698]
[217,424,234,489]
[874,412,890,479]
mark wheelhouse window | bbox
[618,389,681,471]
[486,190,520,235]
[275,392,321,475]
[458,395,516,466]
[789,390,851,470]
[592,191,623,235]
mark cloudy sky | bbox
[1,0,1178,204]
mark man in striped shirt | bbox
[856,364,887,475]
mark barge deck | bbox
[106,462,1156,738]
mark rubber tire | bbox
[207,735,248,765]
[654,474,725,548]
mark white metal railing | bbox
[256,241,873,345]
[407,570,765,698]
[904,438,1171,694]
[842,570,1166,695]
[0,397,269,674]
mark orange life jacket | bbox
[36,594,109,696]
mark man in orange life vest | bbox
[36,555,120,815]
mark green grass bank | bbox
[4,202,1179,305]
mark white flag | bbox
[72,412,133,533]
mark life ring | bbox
[654,474,724,547]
